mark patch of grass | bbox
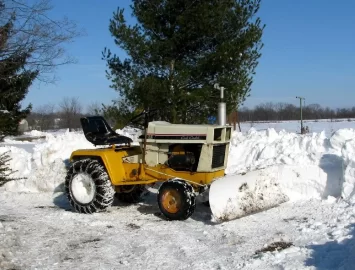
[255,241,293,254]
[126,223,140,229]
[283,216,308,223]
[34,206,58,209]
[239,183,248,192]
[0,215,15,222]
[82,238,101,244]
[68,238,102,249]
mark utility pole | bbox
[296,96,305,134]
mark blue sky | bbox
[24,0,355,111]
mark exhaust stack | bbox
[218,103,226,126]
[214,84,226,126]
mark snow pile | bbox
[225,128,355,204]
[341,138,355,201]
[329,128,355,152]
[4,159,68,193]
[2,131,97,192]
[116,126,142,142]
[226,128,328,174]
[32,131,95,167]
[1,126,355,205]
[0,146,32,177]
[24,130,48,137]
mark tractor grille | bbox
[211,144,226,168]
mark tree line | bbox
[28,100,355,133]
[238,102,355,122]
[26,98,102,132]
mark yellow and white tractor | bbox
[65,110,232,220]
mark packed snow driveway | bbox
[1,191,355,270]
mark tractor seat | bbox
[80,116,133,146]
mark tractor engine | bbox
[138,121,232,173]
[165,144,199,171]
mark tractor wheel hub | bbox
[71,173,95,204]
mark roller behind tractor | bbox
[65,109,233,220]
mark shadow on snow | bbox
[305,223,355,269]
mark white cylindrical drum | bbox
[209,166,289,221]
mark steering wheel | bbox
[128,108,159,129]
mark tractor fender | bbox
[69,148,133,185]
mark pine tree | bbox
[0,151,14,187]
[104,0,264,124]
[0,7,38,185]
[0,15,38,140]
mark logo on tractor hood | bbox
[147,134,207,140]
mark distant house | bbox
[18,119,29,133]
[54,118,61,129]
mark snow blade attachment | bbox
[209,167,289,222]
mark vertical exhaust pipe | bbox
[215,84,226,126]
[218,103,226,126]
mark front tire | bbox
[65,159,115,214]
[157,179,196,220]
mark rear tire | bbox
[115,185,145,203]
[157,179,196,220]
[65,159,115,213]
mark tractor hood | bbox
[80,116,133,146]
[143,121,232,144]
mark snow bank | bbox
[116,126,142,142]
[0,146,32,178]
[4,159,68,193]
[226,128,328,174]
[341,138,355,201]
[2,131,97,192]
[329,128,355,152]
[32,131,95,167]
[225,128,355,203]
[1,126,355,205]
[24,130,48,137]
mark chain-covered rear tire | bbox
[158,179,196,220]
[65,159,114,214]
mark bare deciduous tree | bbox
[59,97,82,131]
[27,103,56,130]
[0,0,82,82]
[86,102,102,116]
